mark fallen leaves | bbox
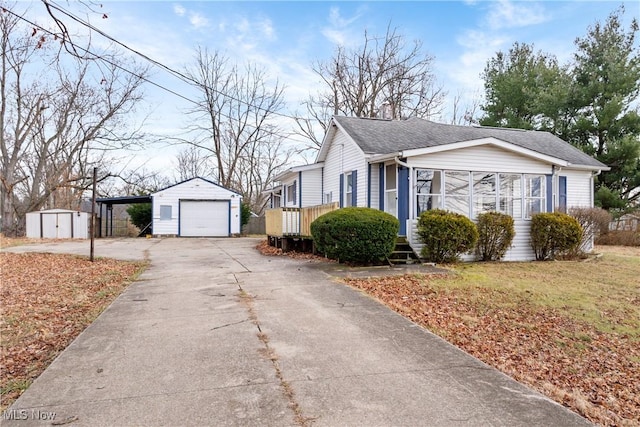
[345,274,640,426]
[0,252,146,410]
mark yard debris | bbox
[345,274,640,426]
[255,239,333,262]
[0,252,146,410]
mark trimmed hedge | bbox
[310,207,399,264]
[476,211,515,261]
[417,209,478,263]
[530,212,582,260]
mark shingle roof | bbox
[333,116,607,169]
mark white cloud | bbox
[189,12,209,29]
[485,0,549,30]
[173,4,185,17]
[321,6,362,47]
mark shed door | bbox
[179,200,229,237]
[42,213,73,238]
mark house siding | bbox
[407,145,552,175]
[152,178,241,236]
[563,169,593,208]
[323,129,367,207]
[369,163,380,209]
[301,168,323,207]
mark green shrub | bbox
[310,207,399,264]
[530,212,582,260]
[126,203,152,235]
[240,202,252,227]
[475,211,515,261]
[417,209,478,263]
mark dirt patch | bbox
[0,252,146,410]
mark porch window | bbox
[345,172,353,207]
[444,171,470,216]
[416,169,442,215]
[286,181,297,205]
[524,175,546,218]
[499,174,522,218]
[473,172,497,217]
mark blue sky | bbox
[16,0,640,171]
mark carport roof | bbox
[96,195,151,205]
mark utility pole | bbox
[90,167,97,262]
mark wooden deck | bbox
[265,203,340,251]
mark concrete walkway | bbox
[3,238,591,426]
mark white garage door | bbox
[179,200,229,237]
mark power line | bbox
[43,0,315,124]
[4,3,321,147]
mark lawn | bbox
[345,246,640,427]
[0,250,146,411]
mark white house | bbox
[151,177,242,237]
[269,116,609,261]
[26,209,90,239]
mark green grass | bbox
[427,247,640,338]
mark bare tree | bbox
[181,47,290,213]
[450,91,481,126]
[173,145,215,182]
[0,7,148,235]
[296,25,446,149]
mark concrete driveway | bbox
[3,238,591,426]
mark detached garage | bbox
[151,177,242,237]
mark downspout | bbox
[591,170,602,207]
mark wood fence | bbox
[265,202,339,237]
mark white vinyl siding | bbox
[563,169,593,208]
[408,145,551,175]
[322,130,367,207]
[301,168,323,207]
[369,164,380,208]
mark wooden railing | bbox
[265,202,339,237]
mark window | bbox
[286,181,297,205]
[160,205,172,220]
[416,169,442,215]
[345,172,353,207]
[385,165,397,216]
[324,192,332,204]
[445,171,470,216]
[499,174,522,218]
[524,175,545,218]
[473,172,497,217]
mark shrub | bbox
[417,209,478,263]
[310,207,399,264]
[475,211,515,261]
[595,230,640,246]
[568,207,612,254]
[126,203,152,235]
[241,202,252,228]
[530,212,582,260]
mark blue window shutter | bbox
[367,164,371,208]
[546,175,553,212]
[559,176,567,212]
[352,170,358,206]
[379,164,384,210]
[339,173,344,208]
[298,171,303,207]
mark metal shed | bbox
[25,209,90,239]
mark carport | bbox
[96,195,151,237]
